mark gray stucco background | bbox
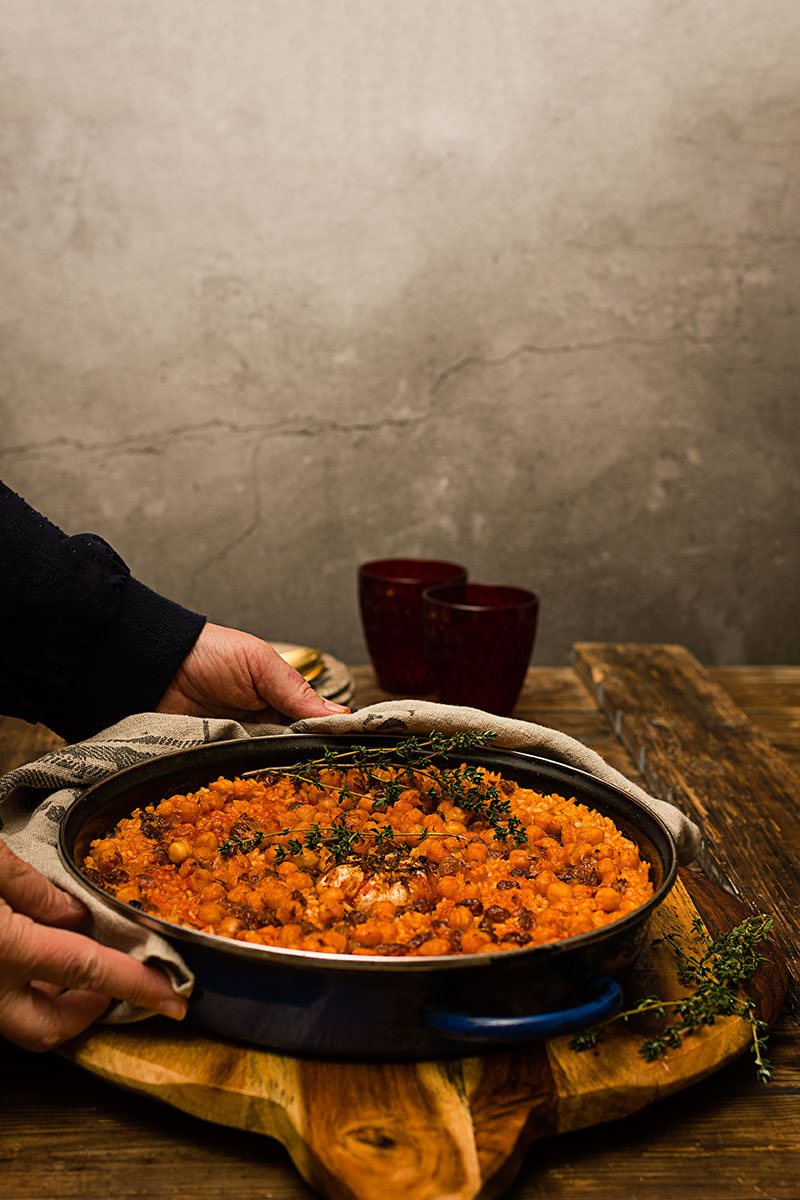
[1,1,798,668]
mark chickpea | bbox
[262,880,292,908]
[295,847,320,871]
[321,930,348,953]
[352,922,383,947]
[447,905,473,931]
[370,899,397,920]
[436,876,460,900]
[168,839,193,865]
[197,902,226,925]
[447,807,469,825]
[464,841,488,864]
[279,923,303,947]
[217,917,244,938]
[275,899,304,925]
[546,880,573,903]
[595,887,622,913]
[422,813,446,832]
[200,881,226,903]
[318,897,345,923]
[534,870,556,895]
[582,824,605,846]
[115,885,141,904]
[186,868,214,894]
[596,857,616,881]
[443,821,467,836]
[460,929,493,954]
[418,938,450,956]
[403,823,425,847]
[194,832,219,860]
[422,839,448,864]
[176,799,200,823]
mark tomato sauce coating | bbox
[82,764,653,956]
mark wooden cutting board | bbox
[60,870,787,1200]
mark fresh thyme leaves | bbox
[218,831,265,857]
[569,914,775,1082]
[218,731,511,863]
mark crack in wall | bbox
[430,332,723,395]
[0,410,434,463]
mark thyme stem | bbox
[570,913,775,1083]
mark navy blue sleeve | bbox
[0,480,206,742]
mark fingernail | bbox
[158,997,188,1021]
[322,700,350,713]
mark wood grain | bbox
[2,663,799,1200]
[573,642,800,1013]
[58,872,786,1200]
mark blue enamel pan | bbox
[59,736,677,1060]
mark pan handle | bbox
[423,975,622,1044]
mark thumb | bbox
[0,840,86,927]
[255,647,350,718]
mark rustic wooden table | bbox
[1,643,799,1199]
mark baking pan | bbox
[59,735,678,1059]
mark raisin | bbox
[229,819,259,838]
[501,779,516,795]
[410,897,435,914]
[408,932,432,950]
[518,909,535,930]
[438,857,461,877]
[496,880,520,891]
[375,943,407,956]
[504,930,532,946]
[223,902,260,930]
[483,905,510,924]
[456,898,484,915]
[139,814,168,840]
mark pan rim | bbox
[58,734,678,974]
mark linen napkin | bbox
[0,702,701,1024]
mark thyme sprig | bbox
[570,914,775,1082]
[217,730,527,863]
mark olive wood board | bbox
[60,870,787,1200]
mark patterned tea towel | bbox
[0,703,701,1024]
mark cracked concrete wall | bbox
[1,0,798,669]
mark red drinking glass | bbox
[358,559,468,692]
[422,583,540,715]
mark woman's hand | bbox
[0,840,187,1052]
[156,622,349,723]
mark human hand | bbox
[156,622,350,723]
[0,840,187,1052]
